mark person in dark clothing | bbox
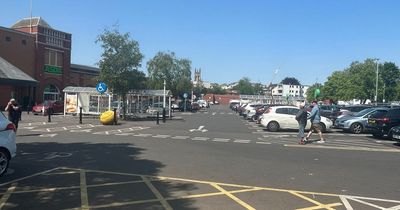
[5,99,21,131]
[296,103,308,144]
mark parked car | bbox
[171,103,179,110]
[366,108,400,138]
[335,107,389,134]
[0,111,17,176]
[260,105,332,132]
[390,125,400,142]
[319,104,341,120]
[32,100,64,115]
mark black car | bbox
[390,125,400,142]
[366,108,400,138]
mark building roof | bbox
[0,57,38,86]
[11,17,52,29]
[70,64,100,72]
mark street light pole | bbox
[374,59,379,105]
[162,79,166,122]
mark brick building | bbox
[0,17,99,109]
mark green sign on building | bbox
[44,65,62,74]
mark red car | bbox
[32,100,64,115]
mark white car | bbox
[260,105,332,132]
[0,111,17,176]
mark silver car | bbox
[335,107,389,134]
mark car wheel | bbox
[252,115,257,122]
[267,121,279,132]
[318,123,326,133]
[350,123,363,134]
[0,149,10,176]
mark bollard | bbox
[162,108,166,123]
[48,108,51,122]
[79,107,83,124]
[156,111,160,125]
[113,108,117,125]
[27,105,30,115]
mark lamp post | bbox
[374,59,379,105]
[162,79,166,122]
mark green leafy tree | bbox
[234,77,254,95]
[281,77,301,85]
[96,26,144,119]
[147,52,192,98]
[322,71,349,102]
[209,83,226,94]
[380,62,400,102]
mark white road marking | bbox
[234,139,251,143]
[70,129,92,133]
[191,137,209,141]
[339,196,354,210]
[152,135,171,139]
[93,127,149,135]
[256,142,271,144]
[133,134,152,137]
[171,136,190,139]
[39,133,58,138]
[115,133,135,136]
[213,138,230,142]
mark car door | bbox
[287,107,300,129]
[275,108,290,128]
[53,101,63,113]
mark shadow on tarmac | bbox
[1,142,198,210]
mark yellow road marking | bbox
[0,183,17,209]
[0,167,61,187]
[141,176,173,210]
[80,170,89,210]
[211,183,255,210]
[296,203,342,210]
[290,191,341,210]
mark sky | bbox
[1,0,399,85]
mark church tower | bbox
[194,68,201,82]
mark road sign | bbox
[96,82,107,94]
[183,93,188,99]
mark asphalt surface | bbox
[0,106,400,209]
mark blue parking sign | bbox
[96,82,107,94]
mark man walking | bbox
[305,100,325,143]
[5,98,21,131]
[296,103,308,144]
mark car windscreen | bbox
[354,108,375,117]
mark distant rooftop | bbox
[11,17,52,29]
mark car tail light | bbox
[6,123,16,132]
[382,117,390,123]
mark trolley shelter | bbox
[62,86,113,116]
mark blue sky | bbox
[1,0,399,85]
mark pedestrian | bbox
[5,98,21,131]
[295,103,308,144]
[305,100,325,143]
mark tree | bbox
[234,77,254,95]
[305,83,323,102]
[209,83,226,94]
[380,62,400,102]
[96,26,144,119]
[281,77,300,85]
[147,52,192,98]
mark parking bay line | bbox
[284,144,400,152]
[213,138,230,142]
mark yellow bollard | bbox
[100,110,115,125]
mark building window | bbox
[44,49,63,67]
[43,84,60,101]
[5,36,11,42]
[21,39,27,45]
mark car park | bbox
[32,100,64,115]
[335,107,389,134]
[366,108,400,138]
[260,105,332,132]
[0,111,17,176]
